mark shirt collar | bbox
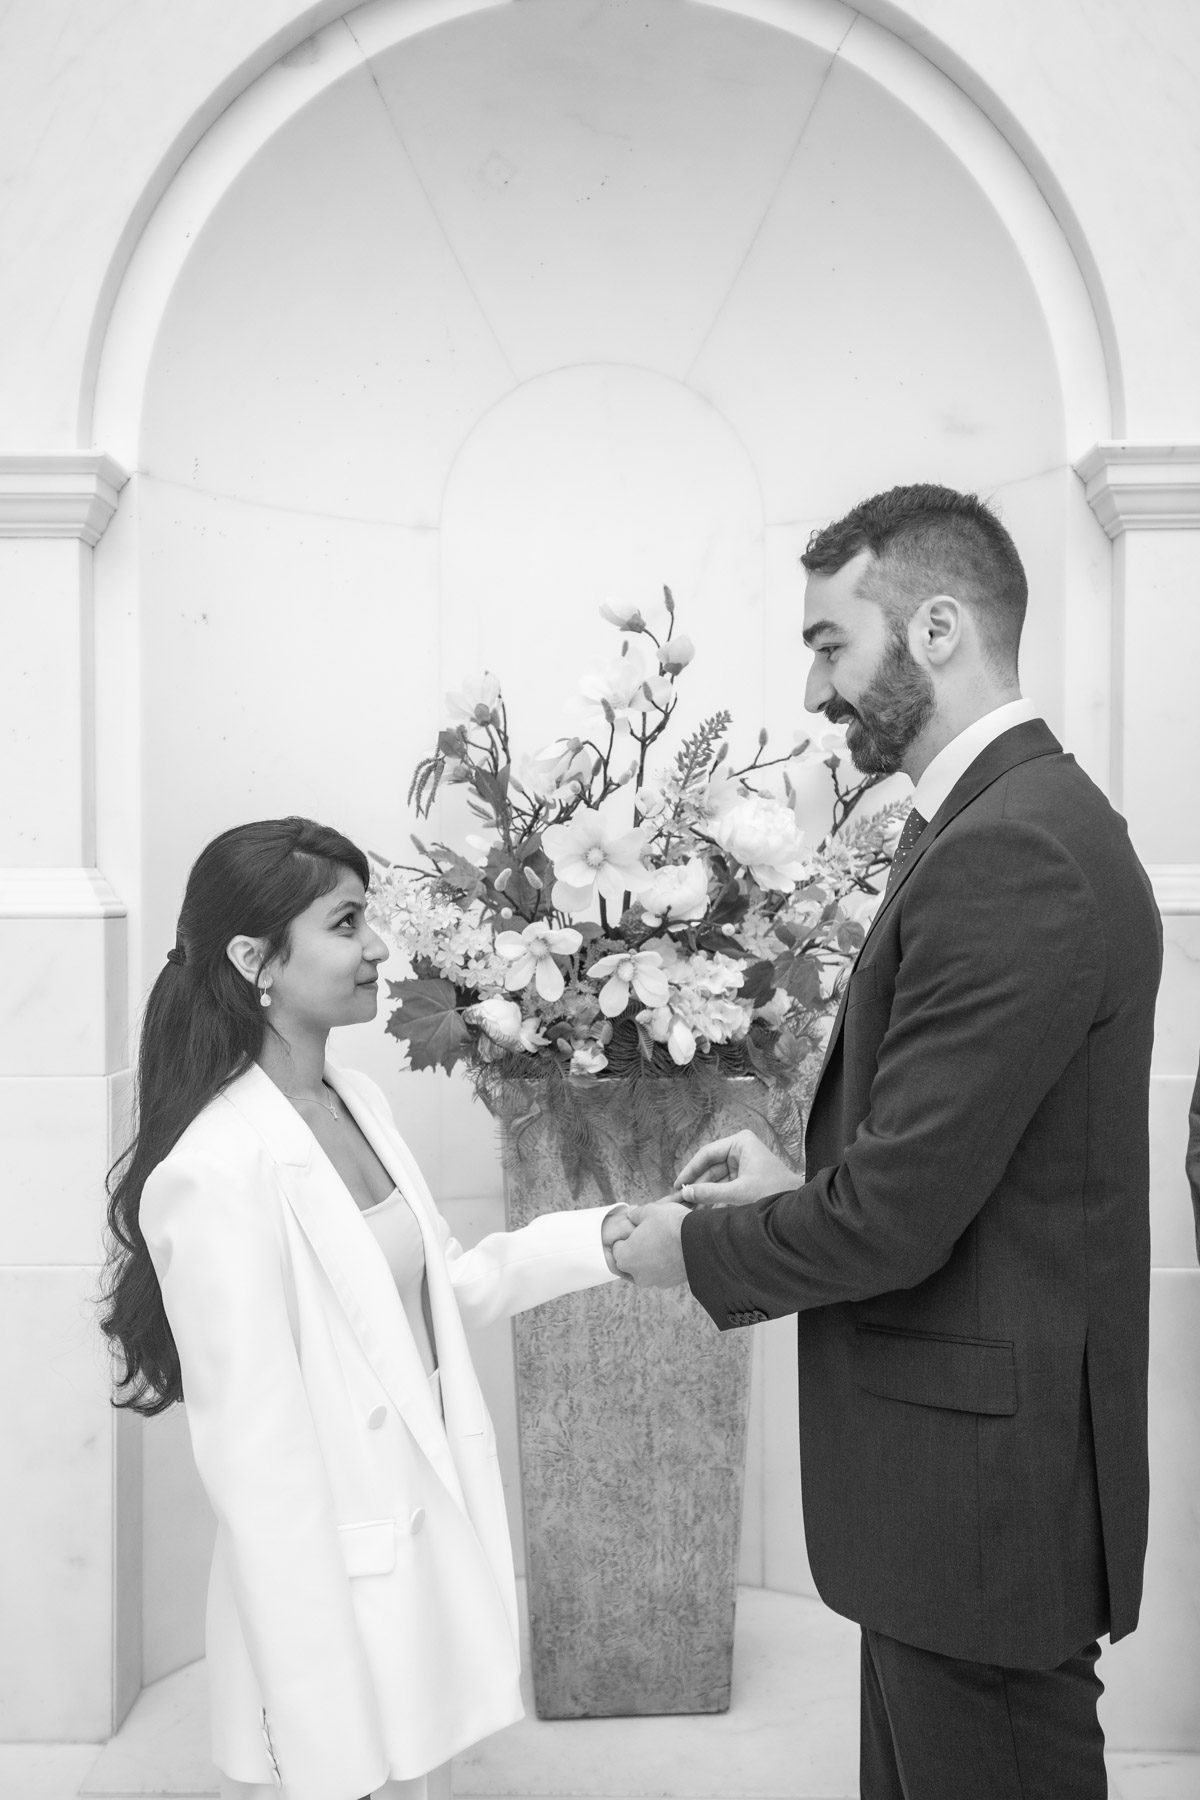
[912,697,1041,824]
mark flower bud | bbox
[599,599,646,633]
[659,635,694,675]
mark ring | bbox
[678,1183,696,1205]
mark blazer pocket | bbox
[854,1324,1017,1416]
[338,1518,397,1577]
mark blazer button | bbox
[409,1507,426,1535]
[367,1405,387,1430]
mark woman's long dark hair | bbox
[100,816,370,1415]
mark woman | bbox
[102,817,632,1800]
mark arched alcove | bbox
[91,0,1115,1681]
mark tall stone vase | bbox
[497,1075,800,1719]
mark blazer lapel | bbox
[324,1067,489,1454]
[222,1064,466,1510]
[810,720,1062,1097]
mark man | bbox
[615,485,1162,1799]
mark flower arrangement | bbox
[369,590,907,1158]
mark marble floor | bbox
[2,1588,1197,1800]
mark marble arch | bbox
[84,0,1120,1689]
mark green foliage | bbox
[673,711,732,797]
[384,978,471,1073]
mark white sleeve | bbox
[140,1149,387,1800]
[434,1203,620,1332]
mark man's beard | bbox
[825,622,935,776]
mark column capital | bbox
[0,452,129,546]
[0,866,126,919]
[1074,442,1200,539]
[1147,866,1200,916]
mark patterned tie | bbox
[884,806,927,900]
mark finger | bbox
[688,1179,750,1206]
[626,1204,653,1225]
[611,1238,636,1281]
[675,1136,739,1186]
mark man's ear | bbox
[910,594,962,668]
[226,934,268,987]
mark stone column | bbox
[1076,442,1200,1750]
[0,453,140,1740]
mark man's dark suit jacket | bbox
[682,720,1162,1670]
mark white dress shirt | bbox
[912,697,1040,825]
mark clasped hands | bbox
[600,1130,799,1289]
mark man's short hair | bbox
[801,484,1028,672]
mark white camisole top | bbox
[361,1189,439,1395]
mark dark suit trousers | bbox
[860,1629,1106,1800]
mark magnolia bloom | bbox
[446,673,501,726]
[493,921,582,1002]
[542,804,653,913]
[639,858,709,928]
[658,634,695,675]
[465,995,548,1054]
[579,638,672,730]
[711,794,809,891]
[515,739,596,806]
[588,949,670,1018]
[634,783,670,822]
[637,1004,698,1066]
[598,598,646,632]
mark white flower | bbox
[570,1041,609,1075]
[465,995,548,1054]
[637,1004,698,1066]
[542,801,653,913]
[579,638,672,730]
[587,949,670,1017]
[446,673,501,725]
[493,921,582,1002]
[514,739,595,806]
[658,635,694,675]
[634,783,670,821]
[754,987,792,1030]
[598,598,647,632]
[639,858,710,928]
[710,794,809,891]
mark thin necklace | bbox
[281,1083,339,1121]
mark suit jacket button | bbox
[367,1405,387,1430]
[409,1507,426,1535]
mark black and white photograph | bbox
[1,3,1198,1798]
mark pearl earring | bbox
[259,974,272,1009]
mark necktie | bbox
[884,806,927,899]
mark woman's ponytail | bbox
[99,817,369,1413]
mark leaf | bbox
[739,959,777,1008]
[430,844,485,900]
[836,920,866,953]
[384,980,471,1073]
[773,951,825,1009]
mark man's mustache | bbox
[823,700,858,727]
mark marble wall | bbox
[1,0,1198,1756]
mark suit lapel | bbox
[222,1064,467,1510]
[809,720,1062,1100]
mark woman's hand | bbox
[601,1204,636,1274]
[673,1130,800,1207]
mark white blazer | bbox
[140,1061,618,1800]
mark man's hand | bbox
[601,1204,635,1276]
[612,1201,689,1287]
[673,1129,799,1207]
